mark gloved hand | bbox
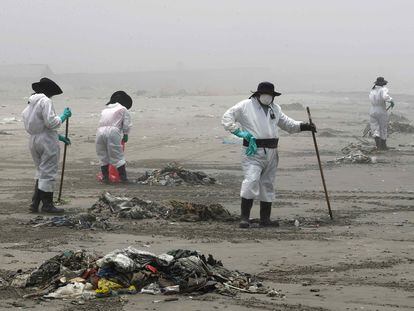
[389,101,395,108]
[232,129,253,141]
[246,137,257,156]
[122,134,128,143]
[300,122,317,132]
[60,107,72,123]
[58,135,71,145]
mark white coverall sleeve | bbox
[222,102,244,132]
[42,99,62,130]
[122,110,132,135]
[277,110,302,134]
[382,88,392,102]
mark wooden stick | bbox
[58,118,69,202]
[306,107,333,220]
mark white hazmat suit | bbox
[22,94,62,192]
[222,98,301,202]
[369,86,392,139]
[96,103,132,168]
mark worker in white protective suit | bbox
[22,77,72,213]
[222,82,316,228]
[96,91,132,183]
[369,77,395,150]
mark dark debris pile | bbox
[90,192,237,222]
[136,162,216,186]
[26,214,118,231]
[8,247,267,300]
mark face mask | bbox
[259,94,273,106]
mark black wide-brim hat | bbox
[107,90,133,109]
[374,76,388,86]
[32,77,63,96]
[249,81,281,98]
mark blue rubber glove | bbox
[246,137,257,156]
[232,129,253,141]
[60,107,72,123]
[232,129,257,156]
[58,135,71,145]
[122,134,128,143]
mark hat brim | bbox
[32,81,63,96]
[107,93,133,109]
[249,90,282,98]
[374,80,388,86]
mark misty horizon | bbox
[1,0,413,93]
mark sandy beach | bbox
[0,91,413,310]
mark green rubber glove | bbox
[122,134,128,143]
[246,137,257,156]
[232,129,253,141]
[58,135,71,145]
[60,107,72,123]
[389,101,395,108]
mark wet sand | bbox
[0,92,413,310]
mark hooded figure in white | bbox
[369,77,395,150]
[96,91,132,183]
[22,77,72,213]
[222,82,316,228]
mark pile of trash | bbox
[8,247,266,299]
[388,112,414,134]
[90,192,237,222]
[331,141,376,164]
[136,162,216,186]
[26,214,118,231]
[279,102,304,111]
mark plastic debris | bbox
[44,282,90,299]
[136,162,216,186]
[331,141,376,164]
[9,246,265,299]
[26,214,118,231]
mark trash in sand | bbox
[90,192,237,222]
[10,246,266,299]
[334,150,374,164]
[0,130,13,135]
[330,140,376,164]
[389,112,410,123]
[44,282,95,299]
[388,121,414,134]
[279,102,304,111]
[26,214,119,231]
[16,250,98,289]
[136,162,216,186]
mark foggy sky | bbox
[0,0,413,91]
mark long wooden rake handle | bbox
[306,107,333,220]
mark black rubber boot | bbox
[101,165,110,183]
[381,139,388,150]
[117,165,129,183]
[374,137,381,150]
[40,191,64,214]
[29,180,40,213]
[239,198,253,228]
[259,201,279,227]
